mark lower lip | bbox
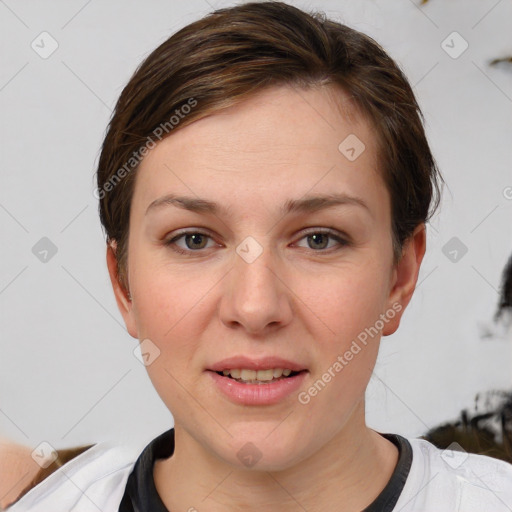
[208,371,308,406]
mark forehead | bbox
[132,84,389,221]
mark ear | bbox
[382,223,426,336]
[106,241,138,339]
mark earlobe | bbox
[382,223,427,336]
[106,241,138,339]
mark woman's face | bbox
[109,84,424,470]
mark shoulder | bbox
[3,440,141,511]
[0,440,41,509]
[394,436,512,512]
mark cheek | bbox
[129,249,210,336]
[130,264,209,414]
[293,264,390,342]
[128,269,207,382]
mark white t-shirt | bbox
[394,438,512,511]
[5,429,512,511]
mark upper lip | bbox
[208,356,307,373]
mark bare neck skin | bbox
[154,400,399,512]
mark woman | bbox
[3,2,512,511]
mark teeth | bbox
[256,369,274,381]
[220,368,296,382]
[240,369,257,381]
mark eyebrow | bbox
[145,193,371,217]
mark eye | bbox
[164,228,350,256]
[295,229,350,252]
[165,231,217,255]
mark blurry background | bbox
[1,0,511,451]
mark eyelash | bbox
[164,228,350,256]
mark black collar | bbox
[119,428,412,512]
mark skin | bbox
[0,440,41,508]
[107,83,426,511]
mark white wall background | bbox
[1,0,511,451]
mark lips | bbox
[207,356,308,405]
[208,370,307,405]
[208,356,307,373]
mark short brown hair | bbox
[96,1,443,293]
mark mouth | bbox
[207,357,308,405]
[214,368,305,384]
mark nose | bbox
[219,241,293,335]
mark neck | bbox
[154,402,399,512]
